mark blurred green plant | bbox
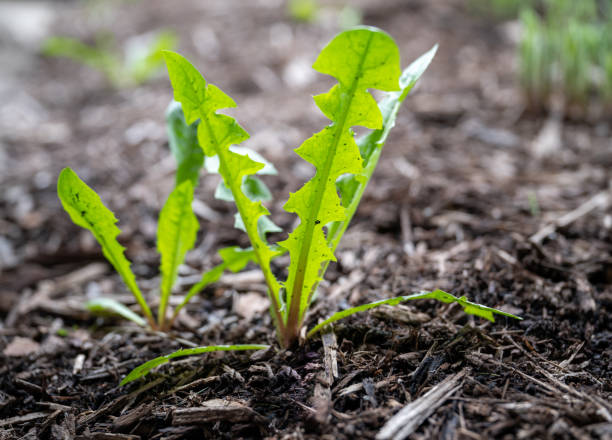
[288,0,319,22]
[469,0,536,19]
[472,0,612,110]
[286,0,362,28]
[42,30,177,88]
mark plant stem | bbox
[202,118,286,339]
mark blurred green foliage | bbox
[286,0,362,28]
[469,0,536,18]
[473,0,612,109]
[42,30,177,88]
[288,0,319,22]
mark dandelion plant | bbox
[58,26,521,385]
[161,26,520,350]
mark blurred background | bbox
[1,0,611,314]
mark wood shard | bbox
[112,403,154,431]
[322,330,338,383]
[172,399,262,425]
[0,411,49,427]
[75,433,141,440]
[376,369,467,440]
[312,372,332,424]
[3,337,40,357]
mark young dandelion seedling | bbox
[58,26,521,385]
[57,105,278,331]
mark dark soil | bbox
[1,0,610,439]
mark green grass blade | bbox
[279,27,401,343]
[307,289,522,338]
[166,101,204,188]
[163,50,284,335]
[86,297,147,327]
[57,168,154,325]
[120,344,269,386]
[157,180,199,328]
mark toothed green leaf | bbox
[57,168,153,324]
[163,50,284,331]
[307,289,522,338]
[86,297,147,327]
[280,27,401,327]
[215,176,273,203]
[120,344,269,385]
[327,44,438,250]
[203,146,276,176]
[157,180,199,326]
[166,101,204,188]
[233,214,283,240]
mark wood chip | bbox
[377,369,467,440]
[312,372,332,424]
[322,330,338,383]
[530,190,610,244]
[0,391,15,410]
[219,270,265,289]
[172,399,262,424]
[0,411,49,427]
[113,403,154,431]
[373,304,430,324]
[73,353,86,375]
[75,433,141,440]
[3,336,40,357]
[233,291,270,320]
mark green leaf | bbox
[171,246,257,320]
[241,176,273,202]
[120,344,269,385]
[218,246,258,271]
[279,27,401,340]
[317,45,438,302]
[166,101,204,187]
[157,180,199,328]
[307,289,522,338]
[215,176,273,203]
[328,44,438,249]
[43,35,121,84]
[86,297,147,327]
[203,146,277,176]
[163,51,285,334]
[57,168,154,325]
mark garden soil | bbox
[0,0,610,438]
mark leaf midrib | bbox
[286,31,375,327]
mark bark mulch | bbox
[1,0,610,438]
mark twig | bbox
[322,330,338,383]
[376,369,467,440]
[530,191,610,244]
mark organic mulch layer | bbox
[0,0,610,438]
[1,227,610,438]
